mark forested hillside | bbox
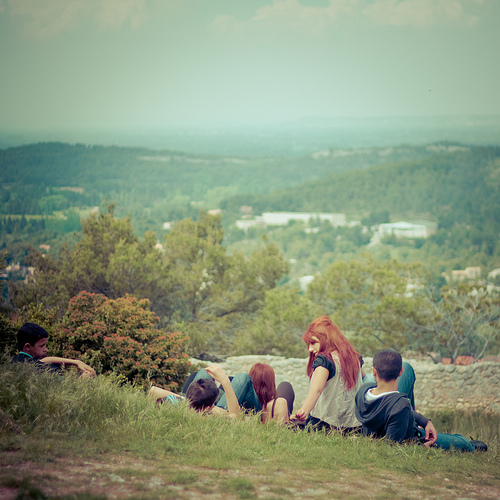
[0,141,436,263]
[223,145,500,280]
[1,142,498,362]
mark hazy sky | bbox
[1,0,499,130]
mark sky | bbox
[0,0,499,131]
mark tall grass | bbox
[1,361,499,484]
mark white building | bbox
[236,211,347,233]
[236,219,266,231]
[261,212,346,227]
[378,221,428,239]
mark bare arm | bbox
[205,364,240,417]
[149,386,178,400]
[293,366,329,421]
[41,357,96,378]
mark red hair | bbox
[302,316,361,391]
[249,363,278,407]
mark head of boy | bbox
[372,348,403,382]
[17,323,49,360]
[186,379,219,412]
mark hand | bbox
[76,361,96,378]
[423,420,437,448]
[292,407,309,421]
[204,364,229,385]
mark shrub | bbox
[51,291,191,390]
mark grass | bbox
[0,362,499,499]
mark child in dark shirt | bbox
[12,323,95,378]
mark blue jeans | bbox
[415,426,475,451]
[191,369,262,413]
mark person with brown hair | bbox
[293,316,362,431]
[248,362,294,423]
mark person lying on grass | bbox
[12,322,96,378]
[355,348,487,452]
[150,364,242,417]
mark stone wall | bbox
[198,355,500,414]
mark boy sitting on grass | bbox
[12,322,96,378]
[355,348,486,452]
[150,364,253,417]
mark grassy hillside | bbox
[0,362,498,499]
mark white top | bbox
[310,352,362,428]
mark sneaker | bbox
[470,440,488,452]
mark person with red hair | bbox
[249,363,294,424]
[293,315,363,431]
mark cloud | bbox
[3,0,150,39]
[362,0,478,27]
[210,0,488,35]
[211,0,358,36]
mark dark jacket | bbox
[355,382,429,443]
[12,352,62,375]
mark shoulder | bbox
[312,354,336,379]
[382,393,412,415]
[12,352,33,363]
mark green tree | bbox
[233,286,323,357]
[407,285,500,363]
[11,207,289,358]
[162,217,289,355]
[307,256,429,354]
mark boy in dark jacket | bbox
[355,349,485,451]
[12,323,95,378]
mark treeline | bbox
[2,208,498,366]
[0,141,437,265]
[221,146,499,224]
[222,146,500,278]
[6,205,289,358]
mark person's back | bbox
[355,348,484,451]
[355,381,419,442]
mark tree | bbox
[11,203,163,313]
[307,256,429,354]
[11,207,290,357]
[232,286,323,357]
[51,291,191,390]
[407,285,500,363]
[162,216,289,355]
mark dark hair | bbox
[17,323,49,351]
[185,379,219,411]
[249,363,278,407]
[373,349,402,382]
[303,316,361,390]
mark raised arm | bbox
[205,364,240,417]
[293,366,329,421]
[149,386,178,400]
[40,357,96,378]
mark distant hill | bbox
[1,141,498,277]
[222,145,500,228]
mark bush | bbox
[51,291,191,390]
[0,313,18,357]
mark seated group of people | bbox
[12,320,487,452]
